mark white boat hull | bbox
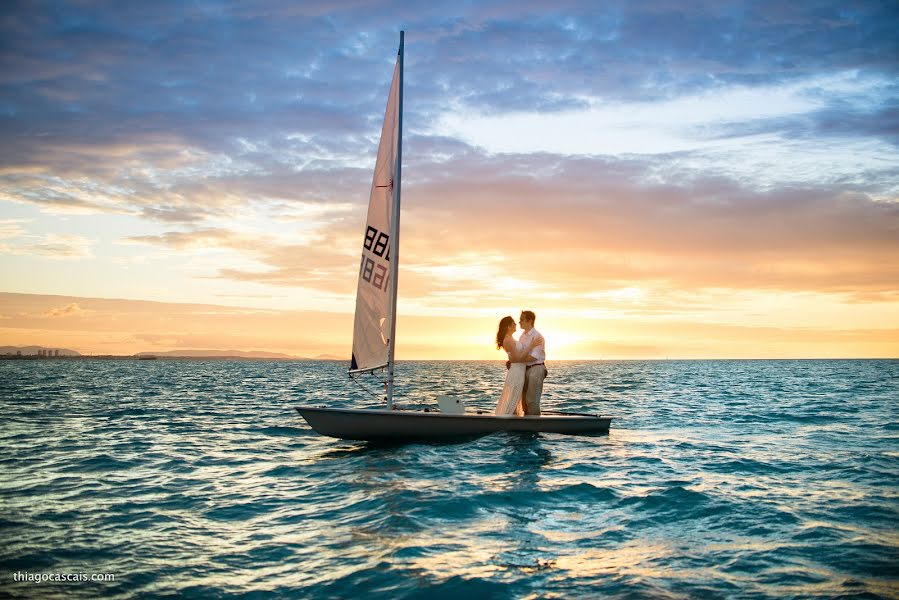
[295,406,612,441]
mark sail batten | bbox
[350,42,402,377]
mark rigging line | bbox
[348,370,388,402]
[348,370,408,404]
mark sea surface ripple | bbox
[1,359,897,599]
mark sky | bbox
[1,0,898,359]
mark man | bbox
[517,310,546,415]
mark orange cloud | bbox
[42,303,85,318]
[101,151,898,305]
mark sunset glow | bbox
[1,2,897,359]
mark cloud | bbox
[0,226,94,259]
[0,218,29,238]
[393,141,899,294]
[98,131,897,299]
[119,223,362,292]
[30,234,93,259]
[2,1,896,176]
[1,1,894,243]
[42,302,85,318]
[124,228,256,251]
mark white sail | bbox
[350,56,401,372]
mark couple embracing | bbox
[494,310,547,416]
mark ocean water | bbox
[1,359,897,599]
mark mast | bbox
[386,30,404,409]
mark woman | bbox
[494,315,541,416]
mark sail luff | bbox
[386,31,404,409]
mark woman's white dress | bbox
[495,339,526,416]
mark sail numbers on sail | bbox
[364,225,391,262]
[360,225,390,292]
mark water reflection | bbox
[2,359,896,598]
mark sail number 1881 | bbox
[361,225,390,292]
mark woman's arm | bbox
[504,335,540,363]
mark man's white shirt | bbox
[519,328,545,366]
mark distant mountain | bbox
[314,354,345,360]
[0,345,81,356]
[134,349,295,359]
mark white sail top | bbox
[350,56,400,372]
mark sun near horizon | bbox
[0,289,896,360]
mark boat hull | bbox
[295,406,611,441]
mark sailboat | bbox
[295,32,611,441]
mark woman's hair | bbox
[496,316,515,349]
